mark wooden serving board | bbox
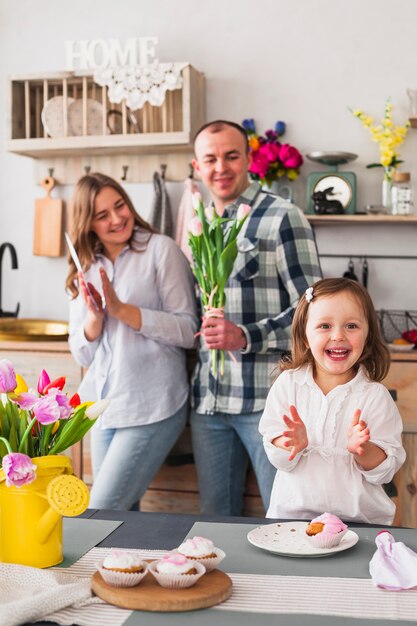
[91,568,232,612]
[33,176,63,257]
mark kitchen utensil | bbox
[68,98,104,136]
[41,96,75,137]
[64,233,99,310]
[343,259,358,281]
[362,257,369,288]
[33,177,63,257]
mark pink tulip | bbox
[33,395,61,425]
[15,391,38,410]
[0,359,17,393]
[192,191,203,211]
[189,216,203,236]
[47,388,72,419]
[37,369,50,394]
[237,203,252,222]
[2,453,37,488]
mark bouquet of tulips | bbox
[0,359,109,488]
[188,193,251,376]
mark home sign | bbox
[65,37,159,70]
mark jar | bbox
[391,172,413,215]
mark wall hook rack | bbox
[160,164,167,180]
[121,165,129,181]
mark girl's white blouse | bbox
[259,365,406,524]
[69,231,198,428]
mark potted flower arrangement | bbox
[351,99,410,210]
[0,358,109,567]
[188,194,251,377]
[242,118,303,188]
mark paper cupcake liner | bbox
[148,560,206,588]
[307,528,348,549]
[184,548,226,572]
[97,560,148,587]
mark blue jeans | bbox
[190,410,275,516]
[89,402,188,510]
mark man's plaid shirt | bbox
[192,182,322,415]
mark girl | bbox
[259,278,405,524]
[66,173,198,510]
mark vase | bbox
[0,455,90,567]
[264,180,293,202]
[381,173,392,213]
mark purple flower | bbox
[265,129,278,141]
[37,369,50,395]
[33,395,61,425]
[0,359,17,393]
[15,391,38,410]
[279,144,303,169]
[2,453,37,488]
[47,388,72,419]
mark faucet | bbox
[0,242,20,318]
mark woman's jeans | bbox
[89,402,188,510]
[190,409,275,516]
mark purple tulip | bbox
[47,389,72,419]
[0,359,17,393]
[15,391,38,410]
[37,369,50,395]
[2,453,37,488]
[33,395,61,425]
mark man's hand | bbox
[347,409,370,456]
[272,405,308,461]
[201,317,247,351]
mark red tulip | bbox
[43,376,66,394]
[69,393,81,408]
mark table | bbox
[27,510,417,626]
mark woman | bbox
[66,173,198,510]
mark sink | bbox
[0,319,69,342]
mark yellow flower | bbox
[14,374,28,395]
[51,421,60,434]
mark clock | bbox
[306,152,357,214]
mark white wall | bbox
[0,0,416,320]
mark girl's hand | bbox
[79,272,104,317]
[347,409,370,456]
[281,405,308,461]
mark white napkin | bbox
[369,530,417,590]
[0,562,93,626]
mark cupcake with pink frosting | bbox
[97,550,148,587]
[305,513,348,549]
[176,536,226,572]
[148,552,206,588]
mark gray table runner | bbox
[56,517,123,568]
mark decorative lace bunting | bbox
[93,61,188,110]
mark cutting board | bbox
[33,176,63,256]
[91,567,232,612]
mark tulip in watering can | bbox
[0,455,89,568]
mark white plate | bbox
[247,521,359,558]
[68,98,104,136]
[388,343,415,352]
[41,95,75,137]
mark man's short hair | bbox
[193,120,249,155]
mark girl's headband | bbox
[305,287,314,303]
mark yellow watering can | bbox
[0,455,90,568]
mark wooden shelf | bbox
[306,214,417,224]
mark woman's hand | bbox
[79,272,104,341]
[347,409,370,456]
[99,267,142,330]
[272,405,308,461]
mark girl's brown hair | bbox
[281,278,390,382]
[65,173,155,298]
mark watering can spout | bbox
[36,474,90,544]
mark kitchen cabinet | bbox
[6,65,205,184]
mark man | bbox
[190,120,322,516]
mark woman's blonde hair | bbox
[65,173,155,298]
[281,278,390,381]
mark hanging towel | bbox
[148,172,174,237]
[369,530,417,590]
[175,177,200,262]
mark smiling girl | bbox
[66,173,198,510]
[259,278,405,524]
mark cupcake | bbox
[97,550,148,587]
[306,513,348,549]
[176,536,225,572]
[148,552,206,588]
